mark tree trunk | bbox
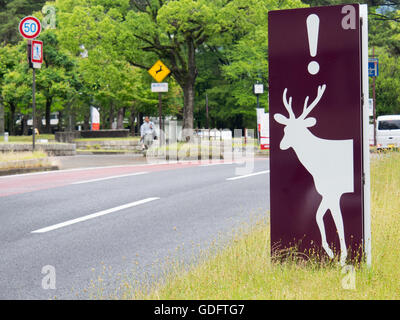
[0,96,4,135]
[100,106,106,130]
[58,111,63,132]
[129,104,136,135]
[9,103,16,135]
[83,113,90,130]
[22,114,28,135]
[70,112,76,131]
[183,81,195,136]
[45,97,52,133]
[35,110,44,134]
[109,104,115,129]
[181,37,197,141]
[117,107,126,129]
[138,112,143,129]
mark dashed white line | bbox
[31,197,160,233]
[71,171,148,185]
[226,170,270,181]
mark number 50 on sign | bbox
[19,16,41,39]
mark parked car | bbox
[376,115,400,149]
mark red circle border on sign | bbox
[19,16,41,39]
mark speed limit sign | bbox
[19,16,41,39]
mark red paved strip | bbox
[0,161,208,198]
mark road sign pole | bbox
[19,17,41,151]
[158,92,163,144]
[254,83,264,145]
[373,77,376,146]
[256,94,260,144]
[148,60,171,145]
[372,46,376,147]
[32,66,36,151]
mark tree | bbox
[45,0,311,135]
[193,0,305,130]
[303,0,400,117]
[56,0,181,131]
[374,48,400,116]
[1,30,80,134]
[0,0,46,45]
[0,43,31,135]
[119,0,274,136]
[33,30,79,133]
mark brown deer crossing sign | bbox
[268,4,371,266]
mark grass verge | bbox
[0,151,48,162]
[93,152,400,300]
[0,151,56,173]
[0,134,55,143]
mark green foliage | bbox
[55,0,167,128]
[2,0,400,135]
[0,43,31,134]
[0,0,47,45]
[373,49,400,115]
[369,7,400,116]
[304,0,400,117]
[196,0,305,129]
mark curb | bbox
[0,143,76,156]
[76,150,144,156]
[0,158,60,176]
[0,165,59,176]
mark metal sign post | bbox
[369,53,378,146]
[254,84,264,143]
[158,93,163,133]
[30,40,43,151]
[19,16,41,151]
[268,4,370,266]
[32,65,36,151]
[151,82,169,135]
[149,61,171,144]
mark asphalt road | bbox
[56,154,147,170]
[0,158,270,299]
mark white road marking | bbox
[71,171,148,185]
[226,170,270,181]
[200,162,234,167]
[31,197,160,233]
[0,159,212,179]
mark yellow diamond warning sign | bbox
[148,60,171,83]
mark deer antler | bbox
[300,84,326,119]
[282,88,295,119]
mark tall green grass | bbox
[94,153,400,300]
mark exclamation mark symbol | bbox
[306,14,320,75]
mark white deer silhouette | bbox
[274,84,354,266]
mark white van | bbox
[376,115,400,149]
